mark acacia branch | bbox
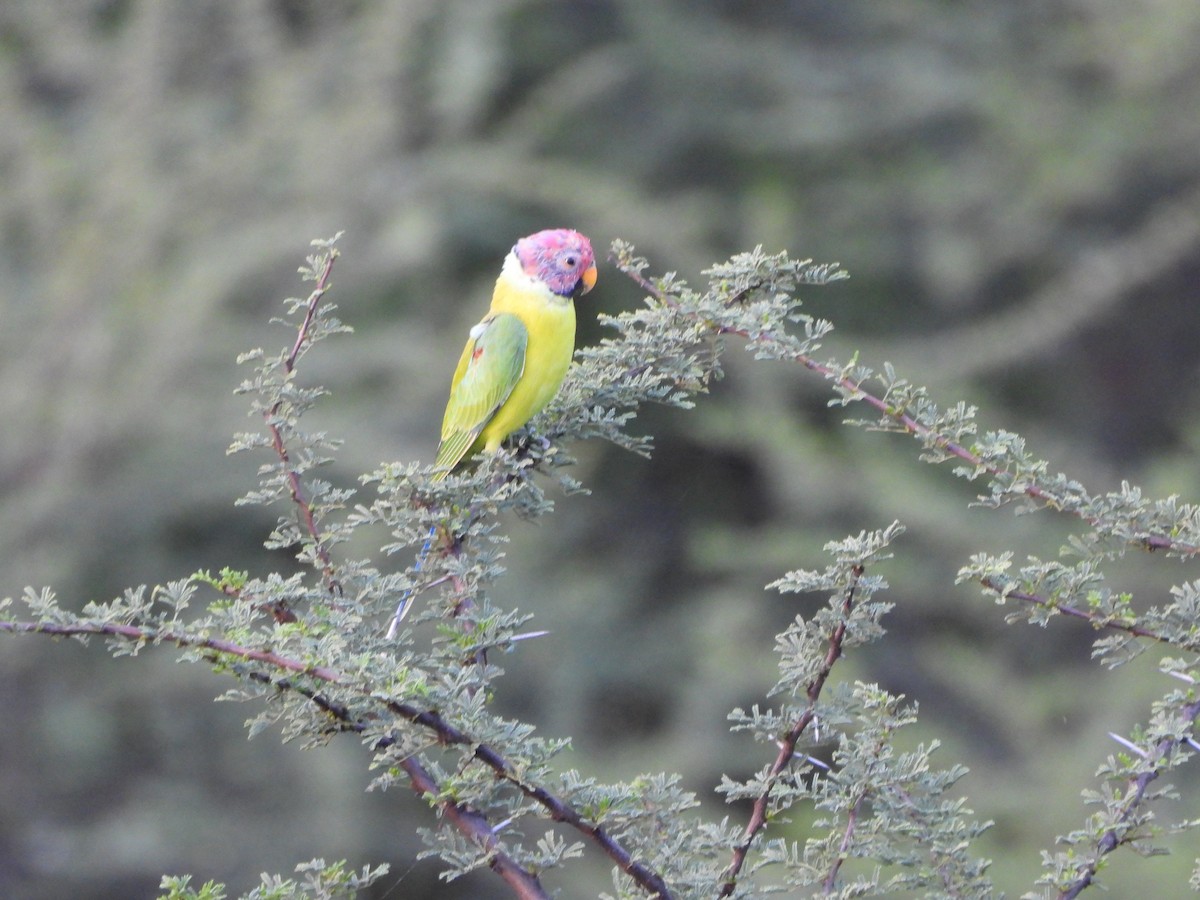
[964,579,1200,896]
[1058,695,1200,900]
[267,246,342,596]
[614,259,1200,559]
[383,697,672,897]
[718,563,864,896]
[398,754,550,900]
[0,618,343,681]
[977,576,1190,646]
[823,792,864,894]
[0,616,672,899]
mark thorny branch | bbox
[399,754,551,900]
[1058,694,1200,900]
[268,246,342,596]
[967,577,1200,898]
[613,255,1200,897]
[824,775,866,894]
[977,576,1194,647]
[614,259,1200,560]
[0,617,673,900]
[718,563,865,896]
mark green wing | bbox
[433,313,528,474]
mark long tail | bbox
[385,523,436,638]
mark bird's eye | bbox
[564,255,577,267]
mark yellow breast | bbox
[477,253,577,452]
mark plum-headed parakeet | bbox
[433,228,598,476]
[387,229,596,637]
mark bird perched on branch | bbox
[387,228,597,637]
[433,228,598,476]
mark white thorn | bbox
[508,630,550,643]
[492,816,515,833]
[385,597,410,639]
[1108,732,1149,758]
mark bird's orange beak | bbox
[577,262,598,296]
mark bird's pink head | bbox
[514,229,598,298]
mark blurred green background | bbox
[2,1,1200,897]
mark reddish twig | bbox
[268,248,342,596]
[718,564,864,896]
[823,792,864,893]
[977,576,1184,645]
[398,754,550,900]
[0,618,342,681]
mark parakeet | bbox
[432,228,597,476]
[387,228,597,637]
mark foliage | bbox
[4,234,1200,898]
[158,859,389,900]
